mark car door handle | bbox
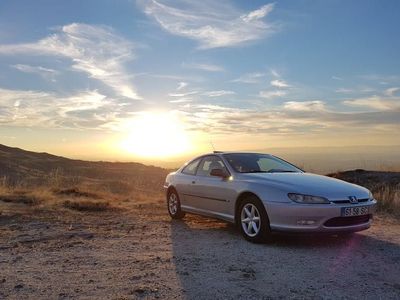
[192,181,196,184]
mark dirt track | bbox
[1,198,400,299]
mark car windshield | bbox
[223,153,302,173]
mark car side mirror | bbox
[210,168,228,178]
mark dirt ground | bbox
[1,197,400,300]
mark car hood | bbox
[240,172,369,200]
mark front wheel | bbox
[238,196,271,243]
[167,189,185,219]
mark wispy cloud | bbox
[284,100,325,111]
[241,4,274,22]
[183,62,224,72]
[384,87,400,97]
[270,69,280,78]
[169,98,192,103]
[335,88,353,94]
[177,102,399,136]
[168,91,198,97]
[140,0,276,49]
[203,90,235,97]
[12,64,59,82]
[0,88,115,129]
[343,96,400,111]
[271,79,290,88]
[259,90,286,98]
[0,23,141,99]
[232,72,265,83]
[176,81,188,90]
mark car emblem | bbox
[348,196,358,204]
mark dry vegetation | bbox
[0,143,170,218]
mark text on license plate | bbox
[341,206,369,217]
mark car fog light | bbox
[297,220,316,225]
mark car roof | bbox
[203,151,273,156]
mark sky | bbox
[0,0,399,165]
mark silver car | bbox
[164,152,377,243]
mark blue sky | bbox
[0,0,399,160]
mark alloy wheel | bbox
[241,203,261,237]
[168,192,178,215]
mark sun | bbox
[119,112,191,158]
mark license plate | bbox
[341,206,369,217]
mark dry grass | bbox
[53,187,102,199]
[372,185,400,216]
[0,177,121,215]
[63,198,110,212]
[0,194,40,205]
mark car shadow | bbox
[170,214,400,299]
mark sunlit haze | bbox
[0,1,399,171]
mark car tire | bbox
[167,189,185,219]
[238,195,271,243]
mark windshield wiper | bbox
[267,169,298,173]
[243,170,268,173]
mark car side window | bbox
[196,156,227,177]
[181,158,201,175]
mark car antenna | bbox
[210,140,223,153]
[209,140,215,152]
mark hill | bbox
[0,143,170,193]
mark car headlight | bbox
[368,190,374,200]
[288,193,330,204]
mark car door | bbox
[177,157,202,209]
[192,155,236,220]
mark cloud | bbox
[332,76,343,80]
[284,101,326,111]
[271,79,290,88]
[335,88,353,93]
[176,102,399,136]
[176,81,188,90]
[168,91,198,97]
[232,72,265,83]
[0,88,126,129]
[359,74,400,82]
[240,4,274,22]
[0,23,140,99]
[183,62,224,72]
[202,90,235,97]
[12,64,59,81]
[384,87,400,97]
[259,90,286,98]
[343,96,400,111]
[169,98,192,103]
[140,0,276,49]
[270,69,280,78]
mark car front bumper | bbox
[265,199,377,233]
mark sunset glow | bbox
[120,112,192,158]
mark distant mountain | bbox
[0,144,170,190]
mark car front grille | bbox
[324,214,371,227]
[331,198,369,204]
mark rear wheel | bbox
[238,196,271,243]
[167,189,185,219]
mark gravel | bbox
[0,200,399,299]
